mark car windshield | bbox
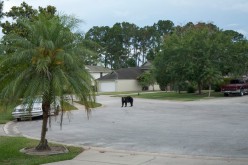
[230,79,244,84]
[23,97,42,104]
[33,98,42,103]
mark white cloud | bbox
[227,24,240,27]
[237,29,248,36]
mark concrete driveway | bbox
[15,95,248,158]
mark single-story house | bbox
[97,62,160,92]
[85,65,112,86]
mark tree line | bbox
[85,20,174,69]
[1,2,248,94]
[85,18,248,94]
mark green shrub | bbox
[213,84,221,92]
[159,85,166,91]
[187,86,196,93]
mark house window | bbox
[100,72,103,78]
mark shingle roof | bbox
[140,61,152,70]
[86,65,112,73]
[98,67,143,80]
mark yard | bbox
[100,91,224,101]
[0,136,83,165]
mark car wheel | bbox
[224,93,229,97]
[55,105,60,115]
[17,118,21,122]
[240,89,244,96]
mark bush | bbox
[213,84,221,92]
[187,86,196,93]
[159,85,166,91]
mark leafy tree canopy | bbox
[154,22,248,94]
[137,71,155,90]
[1,2,56,36]
[85,20,174,68]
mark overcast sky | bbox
[2,0,248,37]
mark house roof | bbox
[140,61,152,70]
[98,67,143,80]
[85,65,112,73]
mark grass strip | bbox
[0,136,83,165]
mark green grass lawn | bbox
[61,101,78,111]
[134,91,223,101]
[0,136,83,165]
[74,101,102,108]
[0,104,15,124]
[97,91,142,95]
[107,90,223,101]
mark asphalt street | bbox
[13,94,248,158]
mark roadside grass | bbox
[97,91,142,95]
[0,136,83,165]
[134,91,223,101]
[61,101,78,111]
[105,90,224,101]
[0,104,15,124]
[74,101,102,108]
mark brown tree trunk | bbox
[198,82,202,94]
[208,84,211,97]
[36,102,51,151]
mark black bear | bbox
[121,96,133,107]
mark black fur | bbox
[121,96,133,107]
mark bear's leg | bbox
[121,97,125,107]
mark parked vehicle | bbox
[12,97,60,121]
[221,79,248,96]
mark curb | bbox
[20,132,248,163]
[4,121,22,136]
[3,121,11,134]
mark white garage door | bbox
[99,81,115,92]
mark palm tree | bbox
[0,14,95,150]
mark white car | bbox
[12,97,60,121]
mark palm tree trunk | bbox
[36,103,51,151]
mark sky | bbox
[2,0,248,37]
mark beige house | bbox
[85,65,112,86]
[97,62,160,92]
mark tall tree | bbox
[119,22,139,67]
[86,22,139,69]
[0,14,95,151]
[221,30,248,76]
[85,26,110,67]
[147,20,174,61]
[1,2,56,36]
[105,23,126,69]
[154,22,247,94]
